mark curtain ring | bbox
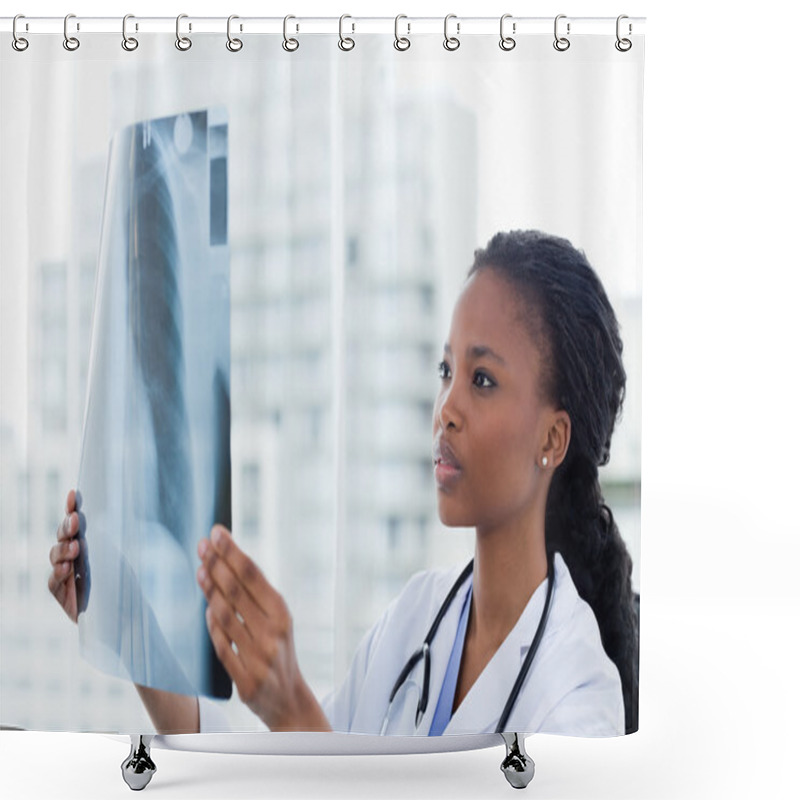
[615,15,632,52]
[394,14,410,51]
[122,14,139,51]
[63,13,80,51]
[499,14,516,51]
[338,14,355,51]
[282,15,299,52]
[226,15,243,51]
[443,14,460,51]
[12,15,29,52]
[553,14,570,51]
[176,14,192,51]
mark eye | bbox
[438,361,495,390]
[473,371,494,389]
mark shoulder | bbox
[375,562,469,643]
[394,563,467,610]
[532,553,625,736]
[546,553,617,671]
[548,553,600,640]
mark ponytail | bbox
[546,454,639,733]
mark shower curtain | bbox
[0,15,643,743]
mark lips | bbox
[433,438,463,490]
[433,437,462,470]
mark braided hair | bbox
[469,230,639,733]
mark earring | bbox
[541,456,548,468]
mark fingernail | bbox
[197,567,207,585]
[198,539,208,557]
[211,527,222,545]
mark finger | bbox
[198,546,263,624]
[57,511,79,542]
[48,562,72,596]
[203,580,255,651]
[65,489,77,514]
[198,548,279,674]
[48,570,61,599]
[50,539,79,566]
[207,526,283,615]
[205,606,251,691]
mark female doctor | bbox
[50,229,638,737]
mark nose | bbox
[435,380,462,431]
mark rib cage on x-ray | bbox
[75,109,232,699]
[128,124,193,551]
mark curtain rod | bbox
[2,15,646,37]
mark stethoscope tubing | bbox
[495,551,556,732]
[386,560,474,725]
[384,552,556,734]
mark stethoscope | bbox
[380,551,556,735]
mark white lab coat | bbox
[323,552,624,737]
[198,552,624,737]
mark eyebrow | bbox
[443,342,507,367]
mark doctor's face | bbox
[432,268,556,531]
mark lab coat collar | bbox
[444,553,568,735]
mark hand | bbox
[48,490,81,623]
[197,525,331,732]
[47,490,199,734]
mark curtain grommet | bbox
[338,14,355,51]
[175,14,192,51]
[553,14,570,52]
[394,15,411,51]
[282,15,299,52]
[12,14,29,51]
[443,14,460,51]
[122,14,139,51]
[63,13,80,51]
[499,14,516,51]
[226,15,243,52]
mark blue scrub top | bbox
[428,583,472,736]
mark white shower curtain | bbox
[0,16,643,738]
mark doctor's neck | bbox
[470,509,548,647]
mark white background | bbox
[2,1,798,798]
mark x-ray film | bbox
[76,109,232,699]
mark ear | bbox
[541,409,571,469]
